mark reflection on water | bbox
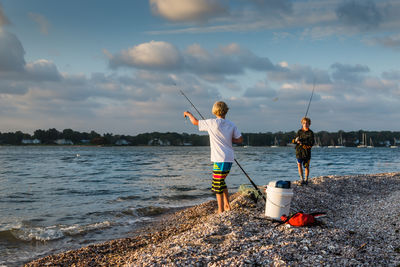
[0,146,399,265]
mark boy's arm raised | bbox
[183,111,199,126]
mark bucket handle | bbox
[267,195,291,208]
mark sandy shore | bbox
[25,172,400,266]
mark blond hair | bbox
[301,117,311,125]
[212,101,229,117]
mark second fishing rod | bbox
[180,89,266,202]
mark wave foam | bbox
[0,221,113,242]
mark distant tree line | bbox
[0,128,399,147]
[0,129,209,146]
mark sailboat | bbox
[367,137,374,148]
[313,136,321,148]
[357,133,367,148]
[328,139,335,148]
[243,136,251,148]
[271,137,279,147]
[390,137,398,148]
[335,133,345,148]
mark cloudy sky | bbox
[0,0,399,135]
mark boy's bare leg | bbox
[216,193,224,214]
[297,163,304,182]
[304,167,310,184]
[222,188,231,211]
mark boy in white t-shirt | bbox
[184,101,243,214]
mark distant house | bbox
[183,142,193,146]
[115,139,130,145]
[21,139,41,145]
[80,139,90,144]
[148,138,170,146]
[163,140,171,146]
[55,139,74,145]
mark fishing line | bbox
[304,78,316,118]
[178,88,266,202]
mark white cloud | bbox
[25,59,61,81]
[219,43,241,55]
[108,41,277,81]
[107,41,182,70]
[279,61,289,68]
[268,63,331,84]
[147,0,400,47]
[331,63,370,82]
[0,31,62,83]
[1,56,400,134]
[149,0,228,22]
[183,43,277,75]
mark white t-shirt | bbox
[198,118,241,162]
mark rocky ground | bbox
[25,172,400,266]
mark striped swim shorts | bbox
[212,162,232,194]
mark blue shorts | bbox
[297,158,310,168]
[212,162,232,194]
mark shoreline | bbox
[25,172,400,266]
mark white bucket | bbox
[265,185,294,220]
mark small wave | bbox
[167,185,193,192]
[0,199,36,203]
[1,192,37,203]
[10,225,64,242]
[116,195,141,202]
[135,206,170,216]
[135,162,156,166]
[62,221,112,236]
[0,221,113,242]
[60,156,76,161]
[159,174,179,178]
[0,229,22,243]
[77,179,105,183]
[126,217,152,225]
[66,189,114,196]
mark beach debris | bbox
[238,184,262,202]
[278,211,326,227]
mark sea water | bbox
[0,146,399,266]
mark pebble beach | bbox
[25,172,400,266]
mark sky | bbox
[0,0,399,135]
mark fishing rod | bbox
[304,78,316,118]
[179,89,266,202]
